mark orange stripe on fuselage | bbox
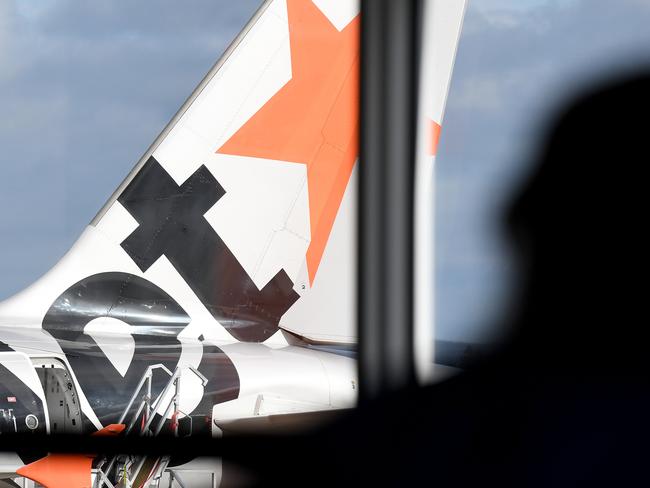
[217,0,360,285]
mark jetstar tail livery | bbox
[0,1,466,486]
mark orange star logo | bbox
[217,0,360,285]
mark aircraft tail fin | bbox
[415,0,467,381]
[0,0,466,353]
[0,0,361,347]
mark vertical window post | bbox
[359,0,422,403]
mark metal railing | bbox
[94,364,208,488]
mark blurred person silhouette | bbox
[255,72,650,487]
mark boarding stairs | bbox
[93,364,210,488]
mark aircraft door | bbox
[32,358,83,435]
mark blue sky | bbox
[1,0,649,343]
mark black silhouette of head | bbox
[504,73,649,374]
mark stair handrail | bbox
[97,364,209,488]
[119,364,173,425]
